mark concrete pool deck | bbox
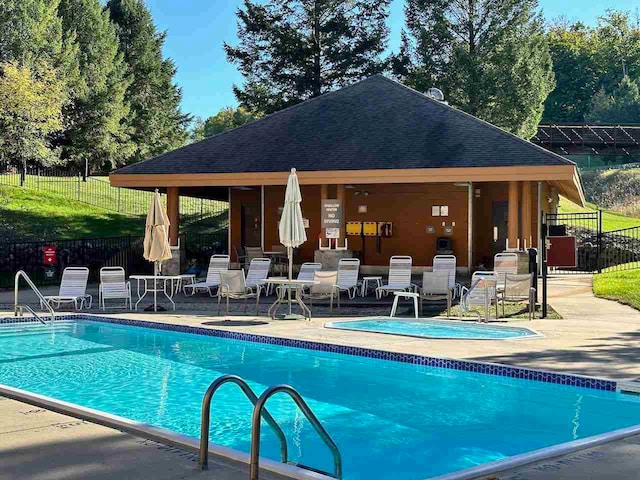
[2,274,640,479]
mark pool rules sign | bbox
[322,200,342,239]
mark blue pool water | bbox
[1,319,639,480]
[326,318,539,340]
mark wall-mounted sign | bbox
[378,222,392,237]
[347,222,362,236]
[325,228,340,239]
[363,222,377,236]
[358,205,367,213]
[432,205,449,217]
[321,200,343,227]
[426,225,436,234]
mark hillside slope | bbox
[581,168,640,218]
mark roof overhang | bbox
[110,165,585,206]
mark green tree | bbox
[192,107,259,141]
[393,0,555,138]
[225,0,391,114]
[107,0,189,162]
[586,75,640,124]
[0,62,66,167]
[59,0,134,171]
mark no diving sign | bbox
[321,200,343,228]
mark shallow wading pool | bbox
[0,315,639,480]
[325,317,541,340]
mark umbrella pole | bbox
[288,246,293,315]
[154,261,158,313]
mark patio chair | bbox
[41,267,92,310]
[433,255,461,299]
[217,270,259,315]
[337,258,360,299]
[306,271,340,314]
[245,257,271,295]
[498,273,536,320]
[233,246,247,269]
[460,271,499,322]
[494,252,519,291]
[245,247,264,269]
[277,262,322,296]
[376,256,415,299]
[99,267,132,310]
[269,245,288,276]
[419,271,451,318]
[183,254,230,297]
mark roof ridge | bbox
[376,75,575,167]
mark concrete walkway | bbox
[0,396,286,480]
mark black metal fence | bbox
[0,232,228,288]
[543,210,640,273]
[0,161,228,224]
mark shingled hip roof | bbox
[113,74,574,176]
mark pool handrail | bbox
[250,384,343,480]
[14,270,55,326]
[199,374,288,470]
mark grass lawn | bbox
[593,269,640,310]
[558,197,640,232]
[0,185,144,241]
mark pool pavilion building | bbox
[110,75,584,273]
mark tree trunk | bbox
[312,0,322,96]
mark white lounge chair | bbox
[376,256,414,299]
[306,271,340,315]
[494,252,520,291]
[460,271,499,322]
[419,271,451,317]
[337,258,360,299]
[245,258,271,295]
[99,267,132,310]
[217,270,259,315]
[277,262,322,296]
[41,267,92,310]
[184,254,230,297]
[433,255,461,298]
[498,273,536,320]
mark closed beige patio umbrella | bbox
[279,168,307,316]
[143,189,172,311]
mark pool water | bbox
[326,318,539,340]
[1,319,639,480]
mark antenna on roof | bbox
[426,87,445,102]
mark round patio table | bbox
[261,278,317,320]
[131,274,194,312]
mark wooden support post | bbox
[508,181,519,249]
[167,187,180,246]
[521,181,532,249]
[336,184,346,244]
[320,185,328,247]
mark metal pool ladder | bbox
[199,374,343,480]
[14,270,56,326]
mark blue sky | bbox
[144,0,638,120]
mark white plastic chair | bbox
[460,271,499,322]
[498,273,536,320]
[306,271,340,315]
[419,271,451,317]
[376,256,414,298]
[99,267,132,310]
[275,262,322,297]
[337,258,360,299]
[245,258,271,295]
[42,267,92,310]
[217,270,259,315]
[184,254,230,297]
[433,255,461,299]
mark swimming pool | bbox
[325,318,540,340]
[1,315,639,480]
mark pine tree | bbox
[225,0,391,114]
[587,75,640,124]
[58,0,134,171]
[393,0,555,138]
[106,0,189,163]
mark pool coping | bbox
[323,317,544,341]
[3,313,640,480]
